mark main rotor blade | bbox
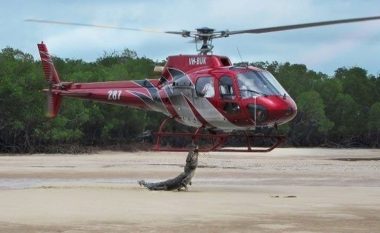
[228,16,380,35]
[25,19,183,34]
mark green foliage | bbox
[368,102,380,146]
[297,91,334,133]
[0,46,379,152]
[329,94,360,136]
[335,67,372,103]
[368,102,380,130]
[288,91,333,146]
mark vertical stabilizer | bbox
[38,42,60,84]
[38,42,62,118]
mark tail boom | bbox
[37,42,166,117]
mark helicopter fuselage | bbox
[48,52,297,132]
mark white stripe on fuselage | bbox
[188,96,248,131]
[170,93,202,128]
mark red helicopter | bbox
[30,16,380,152]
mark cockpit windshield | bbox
[237,70,289,98]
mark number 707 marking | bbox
[107,90,122,100]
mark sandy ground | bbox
[0,148,379,233]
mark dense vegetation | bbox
[0,47,379,153]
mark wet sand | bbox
[0,148,379,232]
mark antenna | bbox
[236,47,248,67]
[236,47,243,63]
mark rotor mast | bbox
[180,27,229,55]
[196,27,216,55]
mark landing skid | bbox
[153,117,285,152]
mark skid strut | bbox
[153,117,285,152]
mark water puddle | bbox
[0,178,139,190]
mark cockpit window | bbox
[195,76,215,98]
[237,70,288,98]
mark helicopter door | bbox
[219,76,240,114]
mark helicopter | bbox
[29,15,380,152]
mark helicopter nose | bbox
[284,104,297,120]
[247,96,297,125]
[273,96,297,124]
